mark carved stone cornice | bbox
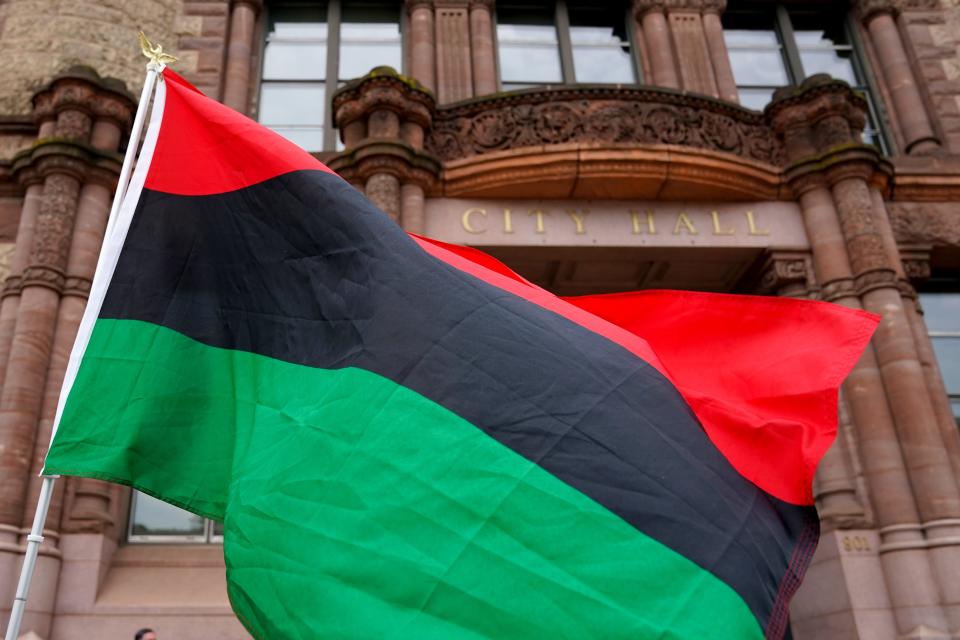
[851,0,941,21]
[333,67,435,134]
[851,0,901,21]
[328,139,441,191]
[899,246,932,285]
[405,0,434,11]
[10,138,123,189]
[632,0,725,16]
[820,277,859,303]
[854,268,900,296]
[767,75,869,161]
[31,65,136,135]
[428,85,783,166]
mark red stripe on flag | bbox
[146,69,335,196]
[412,233,878,505]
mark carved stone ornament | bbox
[632,0,726,16]
[333,66,435,135]
[758,256,810,296]
[854,268,900,296]
[427,86,784,166]
[767,75,869,164]
[851,0,940,21]
[820,277,859,303]
[31,65,136,134]
[29,172,81,279]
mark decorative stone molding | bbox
[851,0,901,21]
[31,65,135,137]
[820,277,859,303]
[428,86,784,166]
[405,0,435,12]
[851,0,940,21]
[767,75,869,161]
[853,268,900,296]
[329,140,441,192]
[755,252,812,297]
[899,246,932,284]
[632,0,725,16]
[333,67,435,140]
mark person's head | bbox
[135,629,156,640]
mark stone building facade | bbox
[0,0,959,638]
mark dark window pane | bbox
[263,41,327,80]
[799,48,857,84]
[497,3,562,85]
[339,3,402,80]
[931,337,960,394]
[728,49,789,87]
[263,6,328,80]
[130,492,204,537]
[568,4,634,83]
[259,83,325,152]
[722,11,789,91]
[920,293,960,332]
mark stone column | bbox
[469,0,496,96]
[22,97,133,540]
[407,0,436,93]
[852,1,941,155]
[702,1,738,103]
[331,68,440,232]
[222,0,263,114]
[768,76,952,635]
[756,252,867,528]
[632,1,680,90]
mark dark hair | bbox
[134,630,154,640]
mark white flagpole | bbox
[3,36,167,640]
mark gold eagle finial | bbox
[138,32,178,67]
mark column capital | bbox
[231,0,264,12]
[767,75,869,163]
[633,0,726,17]
[31,65,136,141]
[406,0,434,11]
[755,251,814,297]
[851,0,900,22]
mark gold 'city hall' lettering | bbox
[459,207,772,238]
[630,210,656,235]
[529,209,549,234]
[462,208,487,234]
[673,212,698,235]
[566,209,588,234]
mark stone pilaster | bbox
[222,0,263,114]
[769,74,959,635]
[406,0,436,93]
[330,67,440,232]
[632,0,734,99]
[0,66,133,638]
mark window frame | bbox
[256,0,406,152]
[919,289,960,428]
[493,0,642,91]
[126,491,223,545]
[723,3,892,153]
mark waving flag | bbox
[43,69,877,639]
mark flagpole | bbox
[3,36,168,640]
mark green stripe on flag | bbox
[46,319,762,639]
